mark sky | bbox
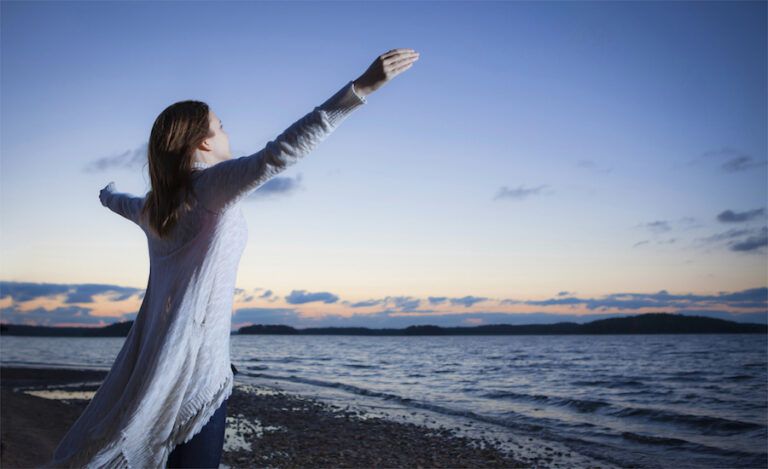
[1,1,766,331]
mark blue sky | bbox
[1,1,766,330]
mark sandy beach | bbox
[0,366,605,468]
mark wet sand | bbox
[1,366,606,468]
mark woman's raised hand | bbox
[353,48,420,97]
[99,181,116,207]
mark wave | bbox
[724,374,755,381]
[482,389,765,435]
[621,431,688,446]
[743,362,765,368]
[482,390,611,413]
[609,406,764,434]
[571,379,645,388]
[241,371,547,435]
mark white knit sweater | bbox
[46,79,367,468]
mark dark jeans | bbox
[167,397,228,468]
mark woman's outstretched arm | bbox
[99,182,145,226]
[192,80,367,213]
[193,48,419,213]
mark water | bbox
[3,333,766,468]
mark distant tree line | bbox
[1,313,765,337]
[237,313,766,335]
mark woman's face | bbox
[200,110,231,162]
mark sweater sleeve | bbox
[192,80,367,213]
[99,182,145,226]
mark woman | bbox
[44,48,420,469]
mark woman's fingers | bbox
[384,50,419,62]
[386,52,419,78]
[387,55,419,68]
[385,52,419,67]
[391,61,415,75]
[382,48,416,59]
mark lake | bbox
[2,333,766,468]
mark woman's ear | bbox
[198,138,213,152]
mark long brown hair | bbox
[141,100,213,239]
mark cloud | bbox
[717,208,766,223]
[84,143,251,173]
[344,299,385,307]
[637,216,706,238]
[0,281,143,303]
[0,281,72,302]
[643,220,672,233]
[427,296,448,305]
[348,295,489,310]
[689,146,768,173]
[63,283,143,303]
[448,296,489,307]
[284,289,339,304]
[730,226,768,252]
[696,225,768,254]
[83,143,148,173]
[384,296,421,311]
[3,280,765,329]
[493,184,549,201]
[234,287,255,302]
[0,304,100,326]
[575,159,613,174]
[699,228,754,242]
[639,209,766,254]
[521,287,767,311]
[721,155,768,172]
[232,307,302,325]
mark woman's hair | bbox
[141,100,213,239]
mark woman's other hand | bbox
[353,48,420,97]
[99,181,116,207]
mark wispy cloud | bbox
[695,225,768,253]
[641,220,672,233]
[84,143,252,173]
[284,289,339,304]
[517,287,767,311]
[717,207,766,223]
[493,184,550,201]
[428,295,489,307]
[0,281,143,303]
[3,281,765,328]
[688,146,768,173]
[1,303,138,326]
[730,226,768,252]
[637,209,767,255]
[83,143,148,173]
[575,159,613,174]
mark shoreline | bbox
[0,366,608,468]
